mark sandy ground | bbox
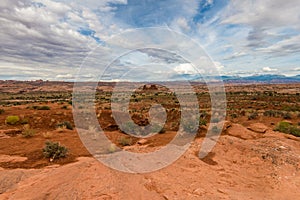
[0,124,300,199]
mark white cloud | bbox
[174,17,190,31]
[262,67,278,72]
[56,74,74,79]
[174,63,198,74]
[292,67,300,71]
[213,61,225,71]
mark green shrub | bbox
[61,105,68,109]
[149,123,165,134]
[22,125,36,138]
[211,118,220,123]
[199,118,207,126]
[43,141,68,161]
[274,121,300,137]
[118,136,132,146]
[56,121,73,130]
[120,121,137,134]
[32,105,50,110]
[5,116,20,125]
[0,109,5,114]
[211,126,220,134]
[230,113,238,119]
[20,118,29,124]
[283,112,292,120]
[248,112,258,120]
[264,110,276,117]
[182,119,198,133]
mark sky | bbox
[0,0,300,81]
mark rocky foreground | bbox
[0,123,300,200]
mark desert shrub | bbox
[282,105,300,112]
[43,141,68,161]
[20,118,29,124]
[108,144,117,153]
[248,112,258,120]
[211,117,220,123]
[0,109,5,114]
[120,121,137,134]
[211,126,220,134]
[230,113,238,119]
[264,110,276,117]
[182,119,199,133]
[56,121,73,130]
[199,118,207,126]
[22,124,36,138]
[283,112,292,120]
[199,111,208,119]
[240,110,246,116]
[61,105,68,109]
[274,121,300,137]
[118,136,132,146]
[5,116,20,125]
[148,123,165,134]
[32,105,50,110]
[42,132,53,139]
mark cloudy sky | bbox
[1,0,300,80]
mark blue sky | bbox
[0,0,300,80]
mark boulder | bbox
[247,123,269,133]
[227,124,260,140]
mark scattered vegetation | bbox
[248,112,258,120]
[20,118,29,124]
[0,108,5,114]
[42,132,53,139]
[5,115,20,125]
[43,141,68,161]
[22,124,36,138]
[274,121,300,137]
[118,136,132,146]
[56,121,73,130]
[283,112,292,120]
[61,105,68,109]
[230,113,238,119]
[108,144,117,153]
[32,105,50,110]
[120,121,137,134]
[182,119,199,133]
[199,118,207,126]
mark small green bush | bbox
[43,141,68,161]
[149,123,165,134]
[22,125,36,138]
[5,116,20,125]
[56,121,73,130]
[120,121,137,134]
[211,126,220,134]
[283,112,292,120]
[199,118,207,126]
[118,136,132,146]
[248,112,258,120]
[274,121,300,137]
[61,105,68,109]
[230,113,238,119]
[264,110,276,117]
[20,118,29,124]
[182,119,198,133]
[0,109,5,114]
[32,105,50,110]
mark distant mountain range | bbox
[220,74,300,83]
